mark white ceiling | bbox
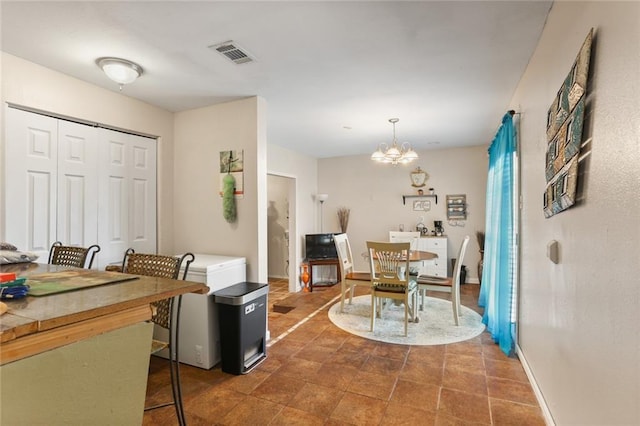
[1,1,552,158]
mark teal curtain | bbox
[478,112,516,356]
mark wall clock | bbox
[410,167,428,187]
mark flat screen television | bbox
[305,233,339,260]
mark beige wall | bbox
[173,97,267,282]
[0,53,176,253]
[318,145,488,279]
[512,2,640,424]
[267,144,319,290]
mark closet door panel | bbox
[57,121,98,251]
[28,171,54,253]
[98,129,131,268]
[128,135,157,254]
[5,108,58,258]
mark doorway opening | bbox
[267,173,298,293]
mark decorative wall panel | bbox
[543,29,593,218]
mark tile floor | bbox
[143,279,545,425]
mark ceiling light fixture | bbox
[371,118,418,165]
[96,57,143,90]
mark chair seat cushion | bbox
[417,275,452,286]
[374,284,406,293]
[375,279,417,292]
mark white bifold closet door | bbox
[4,107,156,269]
[5,108,61,260]
[57,120,99,252]
[98,130,157,267]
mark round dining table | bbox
[407,250,437,261]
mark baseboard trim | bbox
[268,275,288,280]
[516,343,555,426]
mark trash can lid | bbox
[214,281,269,305]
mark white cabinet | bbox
[154,254,247,369]
[4,107,157,268]
[416,237,448,277]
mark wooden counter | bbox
[0,262,208,425]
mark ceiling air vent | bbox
[209,41,255,65]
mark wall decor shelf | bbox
[446,194,467,220]
[402,194,438,205]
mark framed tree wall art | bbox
[219,149,244,199]
[543,29,593,218]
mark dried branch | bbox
[337,207,350,233]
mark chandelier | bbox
[371,118,419,165]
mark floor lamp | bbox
[316,193,328,232]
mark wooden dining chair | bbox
[333,233,371,312]
[389,231,423,275]
[48,241,101,269]
[367,241,418,336]
[417,235,470,326]
[121,249,195,426]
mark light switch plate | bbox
[547,240,559,264]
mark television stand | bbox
[306,258,341,292]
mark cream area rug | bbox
[328,295,485,345]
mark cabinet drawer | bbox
[423,263,447,277]
[429,248,446,265]
[424,238,446,249]
[430,247,447,258]
[432,258,446,268]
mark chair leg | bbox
[145,298,186,422]
[340,281,346,312]
[171,296,186,426]
[370,292,376,332]
[451,289,460,326]
[412,291,419,323]
[403,297,408,337]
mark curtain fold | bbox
[478,112,516,356]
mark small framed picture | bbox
[413,200,431,211]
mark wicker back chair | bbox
[48,241,101,269]
[121,249,195,426]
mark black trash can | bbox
[451,259,467,284]
[214,282,269,375]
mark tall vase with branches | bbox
[337,207,350,233]
[476,231,485,285]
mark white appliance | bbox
[155,254,246,369]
